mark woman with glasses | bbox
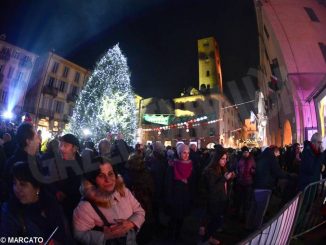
[73,156,145,244]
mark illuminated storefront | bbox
[315,87,326,138]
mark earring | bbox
[36,190,40,197]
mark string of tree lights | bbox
[67,44,137,145]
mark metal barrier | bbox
[291,178,326,239]
[238,193,301,245]
[238,178,326,245]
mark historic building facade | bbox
[140,37,242,148]
[0,39,38,119]
[255,0,326,145]
[24,52,89,133]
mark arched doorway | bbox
[283,120,292,146]
[276,129,282,147]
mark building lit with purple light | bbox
[255,0,326,145]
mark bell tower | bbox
[198,37,223,93]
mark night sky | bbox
[0,0,258,100]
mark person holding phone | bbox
[199,146,235,245]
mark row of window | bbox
[51,61,81,83]
[41,96,74,115]
[47,76,79,94]
[0,65,26,82]
[0,47,32,65]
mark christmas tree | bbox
[67,44,137,145]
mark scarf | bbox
[173,159,192,181]
[309,141,321,156]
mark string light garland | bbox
[141,99,254,132]
[66,44,137,145]
[142,117,223,132]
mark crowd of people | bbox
[0,121,325,245]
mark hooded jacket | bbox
[254,147,287,189]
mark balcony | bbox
[38,108,54,119]
[42,85,58,97]
[66,92,78,103]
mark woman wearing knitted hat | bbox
[165,143,194,242]
[199,146,235,245]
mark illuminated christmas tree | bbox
[67,44,137,145]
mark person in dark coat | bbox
[165,143,193,241]
[55,134,84,222]
[246,146,289,230]
[110,134,131,176]
[199,147,235,244]
[189,143,201,195]
[298,133,326,191]
[2,133,15,158]
[235,146,256,221]
[125,155,155,244]
[0,162,73,244]
[145,142,167,229]
[254,146,288,189]
[286,143,302,174]
[2,123,42,202]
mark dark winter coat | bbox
[164,159,194,219]
[2,149,44,202]
[298,142,326,191]
[110,139,131,175]
[146,152,167,203]
[200,168,229,217]
[0,192,73,245]
[3,141,15,159]
[124,164,155,223]
[53,153,84,220]
[254,148,288,190]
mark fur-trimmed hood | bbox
[80,176,125,208]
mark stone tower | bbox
[198,37,223,93]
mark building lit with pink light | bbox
[255,0,326,145]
